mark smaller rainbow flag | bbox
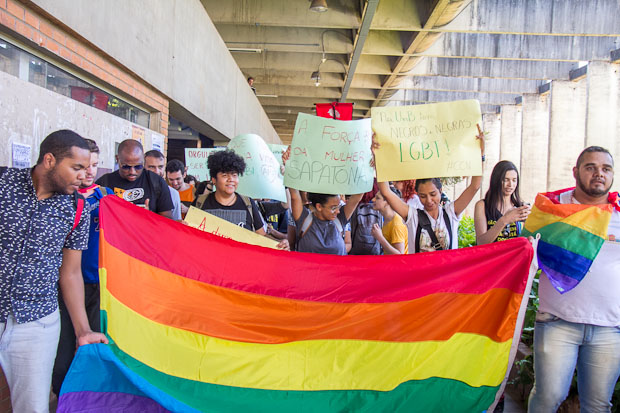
[522,188,617,293]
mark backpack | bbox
[0,166,84,234]
[194,191,257,230]
[415,208,453,253]
[349,203,383,255]
[298,211,344,242]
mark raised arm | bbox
[378,181,409,221]
[289,188,304,221]
[453,124,485,216]
[343,193,363,221]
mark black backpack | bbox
[415,208,453,253]
[349,203,383,255]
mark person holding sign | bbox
[193,149,289,251]
[371,188,408,254]
[474,161,530,245]
[376,126,485,253]
[283,147,363,255]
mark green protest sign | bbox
[283,113,373,195]
[228,134,287,202]
[267,143,288,167]
[184,148,223,182]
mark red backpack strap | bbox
[72,193,85,232]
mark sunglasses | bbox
[120,164,144,171]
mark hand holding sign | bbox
[371,100,483,181]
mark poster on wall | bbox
[12,142,32,168]
[151,133,165,153]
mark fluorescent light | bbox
[228,47,262,53]
[256,94,278,98]
[269,119,286,122]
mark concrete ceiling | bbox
[201,0,620,143]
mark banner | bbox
[184,206,279,249]
[315,102,353,120]
[283,113,373,195]
[58,195,536,413]
[371,100,483,182]
[228,134,286,202]
[184,148,223,182]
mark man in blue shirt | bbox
[52,138,112,395]
[0,130,107,412]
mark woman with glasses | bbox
[473,160,530,245]
[289,190,363,255]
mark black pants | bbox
[51,283,101,395]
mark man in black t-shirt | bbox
[96,139,173,218]
[194,149,289,250]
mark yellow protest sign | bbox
[184,206,279,249]
[371,100,483,181]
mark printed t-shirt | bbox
[199,193,265,231]
[295,207,349,255]
[539,190,620,327]
[96,170,173,213]
[406,202,461,252]
[382,215,409,254]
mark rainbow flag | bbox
[522,188,617,293]
[58,195,535,412]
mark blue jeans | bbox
[0,310,61,413]
[528,314,620,412]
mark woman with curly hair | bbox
[394,180,422,209]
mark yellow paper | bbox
[184,206,279,249]
[371,100,483,181]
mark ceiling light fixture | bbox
[256,94,278,98]
[309,0,328,12]
[269,119,287,122]
[310,70,321,87]
[227,47,262,53]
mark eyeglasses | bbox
[326,204,342,213]
[120,164,144,171]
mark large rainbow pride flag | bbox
[522,188,618,293]
[58,195,535,412]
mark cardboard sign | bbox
[283,113,374,195]
[228,134,286,202]
[371,100,483,181]
[185,206,279,249]
[184,148,223,182]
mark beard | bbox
[576,171,613,197]
[47,167,74,195]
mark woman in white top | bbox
[376,127,485,253]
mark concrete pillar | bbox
[547,79,587,191]
[481,112,502,199]
[499,105,522,168]
[585,61,620,192]
[520,93,550,204]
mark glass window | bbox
[0,36,150,128]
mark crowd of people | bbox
[0,128,618,412]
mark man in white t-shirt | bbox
[529,146,620,412]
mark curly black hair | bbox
[207,149,246,179]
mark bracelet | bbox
[481,155,486,162]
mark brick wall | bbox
[0,0,169,138]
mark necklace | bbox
[218,193,237,206]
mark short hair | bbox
[576,146,614,168]
[307,192,339,208]
[415,178,442,192]
[84,138,100,154]
[36,129,90,164]
[166,159,185,175]
[207,149,246,178]
[247,76,254,82]
[117,139,143,155]
[144,149,164,160]
[185,174,197,184]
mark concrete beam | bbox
[481,113,502,199]
[400,76,541,94]
[418,32,620,62]
[547,80,587,190]
[201,0,361,29]
[439,0,620,37]
[380,90,521,106]
[232,52,347,73]
[410,57,577,80]
[263,96,371,111]
[520,93,550,204]
[258,86,376,101]
[585,61,619,157]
